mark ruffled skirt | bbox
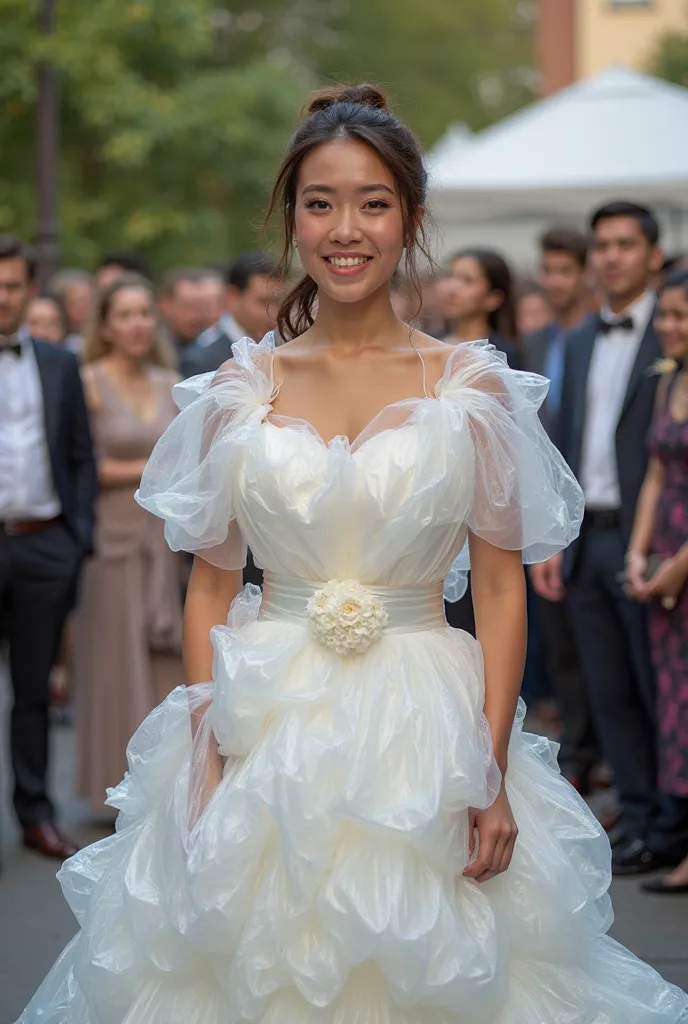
[20,589,688,1023]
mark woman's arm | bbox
[183,556,244,822]
[184,556,244,687]
[98,457,149,488]
[462,534,524,884]
[625,457,666,595]
[470,534,527,773]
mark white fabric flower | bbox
[306,579,389,656]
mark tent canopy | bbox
[428,67,688,221]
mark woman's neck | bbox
[309,290,406,353]
[455,312,491,343]
[104,350,146,378]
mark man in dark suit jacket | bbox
[0,235,97,860]
[181,251,282,379]
[524,228,601,796]
[532,202,688,876]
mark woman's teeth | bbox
[327,256,370,267]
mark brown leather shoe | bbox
[23,822,79,860]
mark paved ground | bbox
[1,679,687,1024]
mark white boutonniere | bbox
[647,357,679,377]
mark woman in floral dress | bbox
[627,269,688,893]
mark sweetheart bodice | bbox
[137,333,583,593]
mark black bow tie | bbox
[0,342,22,357]
[599,315,634,335]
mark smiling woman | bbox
[19,87,688,1024]
[265,83,429,341]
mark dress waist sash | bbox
[260,572,447,634]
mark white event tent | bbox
[427,67,688,267]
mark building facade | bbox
[538,0,688,94]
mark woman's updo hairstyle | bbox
[266,83,430,340]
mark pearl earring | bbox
[292,238,299,249]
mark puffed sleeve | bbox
[136,354,273,569]
[440,341,584,600]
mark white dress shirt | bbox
[195,313,249,349]
[579,291,655,509]
[0,329,61,520]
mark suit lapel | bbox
[33,339,60,464]
[571,325,596,471]
[618,320,660,423]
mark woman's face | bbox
[446,256,498,323]
[655,286,688,361]
[294,138,407,307]
[103,286,157,360]
[517,291,552,337]
[26,298,65,344]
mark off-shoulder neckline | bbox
[234,332,496,452]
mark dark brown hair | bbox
[0,234,37,282]
[265,83,429,340]
[539,226,588,268]
[449,247,518,340]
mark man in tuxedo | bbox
[181,251,281,378]
[0,235,97,858]
[158,267,220,369]
[524,228,601,796]
[532,202,688,875]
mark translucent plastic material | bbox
[20,334,688,1023]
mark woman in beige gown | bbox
[76,275,184,817]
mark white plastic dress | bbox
[21,335,688,1023]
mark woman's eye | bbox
[365,199,391,210]
[304,199,330,210]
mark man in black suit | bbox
[181,251,282,378]
[524,228,601,796]
[0,235,97,859]
[532,202,688,875]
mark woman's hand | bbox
[625,550,649,600]
[463,784,518,884]
[644,556,687,606]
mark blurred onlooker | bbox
[49,269,96,355]
[95,251,151,292]
[658,254,688,289]
[76,275,183,818]
[444,248,522,369]
[516,280,553,337]
[424,273,456,339]
[533,201,688,876]
[199,269,227,326]
[625,270,688,894]
[25,294,69,346]
[158,266,218,365]
[0,234,96,859]
[525,228,591,421]
[182,251,282,377]
[524,227,601,797]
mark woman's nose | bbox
[330,207,362,244]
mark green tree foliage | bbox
[0,0,306,269]
[0,0,534,271]
[648,30,688,90]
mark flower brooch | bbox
[306,579,389,656]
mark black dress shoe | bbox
[612,838,678,877]
[606,825,627,849]
[641,876,688,895]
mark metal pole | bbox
[36,0,59,288]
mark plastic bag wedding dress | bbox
[21,335,688,1023]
